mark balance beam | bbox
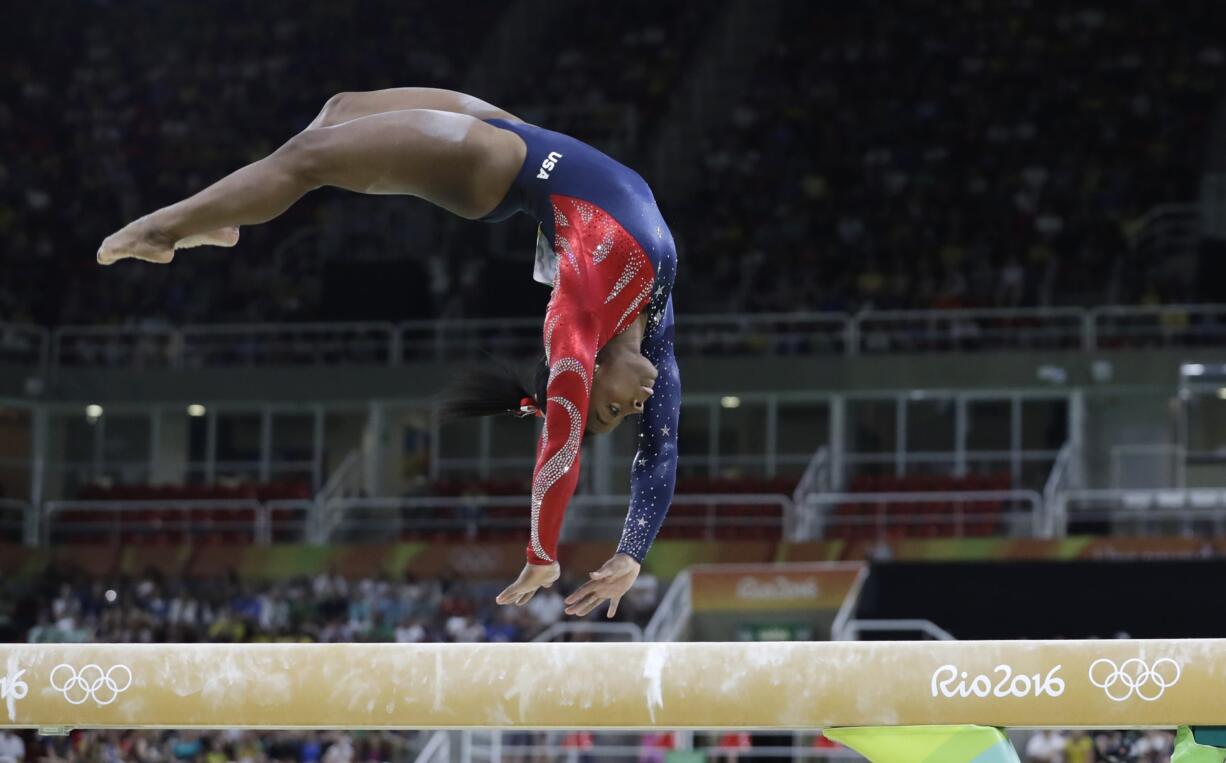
[0,640,1216,731]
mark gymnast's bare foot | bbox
[97,220,240,266]
[175,226,241,250]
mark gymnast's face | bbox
[587,353,657,434]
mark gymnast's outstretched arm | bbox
[564,298,680,618]
[97,106,526,265]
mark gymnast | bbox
[97,88,679,619]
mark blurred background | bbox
[3,0,1226,761]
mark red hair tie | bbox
[515,396,544,419]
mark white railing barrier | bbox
[399,317,541,361]
[315,449,365,542]
[413,729,450,763]
[852,307,1086,354]
[1042,442,1080,538]
[1091,304,1226,348]
[180,322,397,367]
[531,622,642,643]
[35,304,1226,369]
[52,322,397,368]
[789,446,830,540]
[52,324,180,369]
[0,498,34,546]
[801,490,1045,541]
[40,499,313,545]
[0,323,50,367]
[322,494,792,543]
[674,312,850,356]
[829,565,868,642]
[837,619,956,641]
[1109,444,1187,490]
[1057,488,1226,536]
[644,569,692,643]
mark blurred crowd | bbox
[682,0,1223,314]
[1022,729,1174,763]
[0,729,413,763]
[17,569,663,645]
[0,725,1185,763]
[1,0,1223,329]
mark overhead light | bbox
[85,404,103,421]
[1183,363,1206,376]
[187,404,207,417]
[1217,388,1226,401]
[720,396,742,409]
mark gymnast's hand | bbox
[496,561,561,607]
[564,553,640,618]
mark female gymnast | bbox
[97,88,679,619]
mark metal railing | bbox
[789,446,830,540]
[40,499,313,545]
[315,450,366,542]
[1042,443,1076,537]
[32,303,1226,370]
[42,459,319,491]
[322,494,791,543]
[0,322,49,367]
[799,490,1046,541]
[644,569,692,643]
[1091,304,1226,349]
[1109,444,1186,490]
[854,307,1088,354]
[836,619,956,641]
[0,498,33,545]
[1056,488,1226,537]
[531,622,643,643]
[413,728,450,763]
[52,322,397,368]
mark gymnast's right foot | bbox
[97,219,240,266]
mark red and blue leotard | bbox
[481,118,679,566]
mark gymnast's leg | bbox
[97,108,526,265]
[306,87,520,129]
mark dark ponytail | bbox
[440,356,550,421]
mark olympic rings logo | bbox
[1088,658,1181,702]
[49,664,133,706]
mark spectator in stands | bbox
[0,730,25,763]
[322,732,354,763]
[1130,731,1173,762]
[4,1,1222,330]
[713,731,752,763]
[526,586,566,630]
[1024,729,1066,762]
[1064,731,1093,763]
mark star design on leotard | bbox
[637,518,648,527]
[637,457,648,467]
[654,285,665,298]
[660,425,670,436]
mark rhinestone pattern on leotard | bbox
[524,194,675,567]
[529,394,582,562]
